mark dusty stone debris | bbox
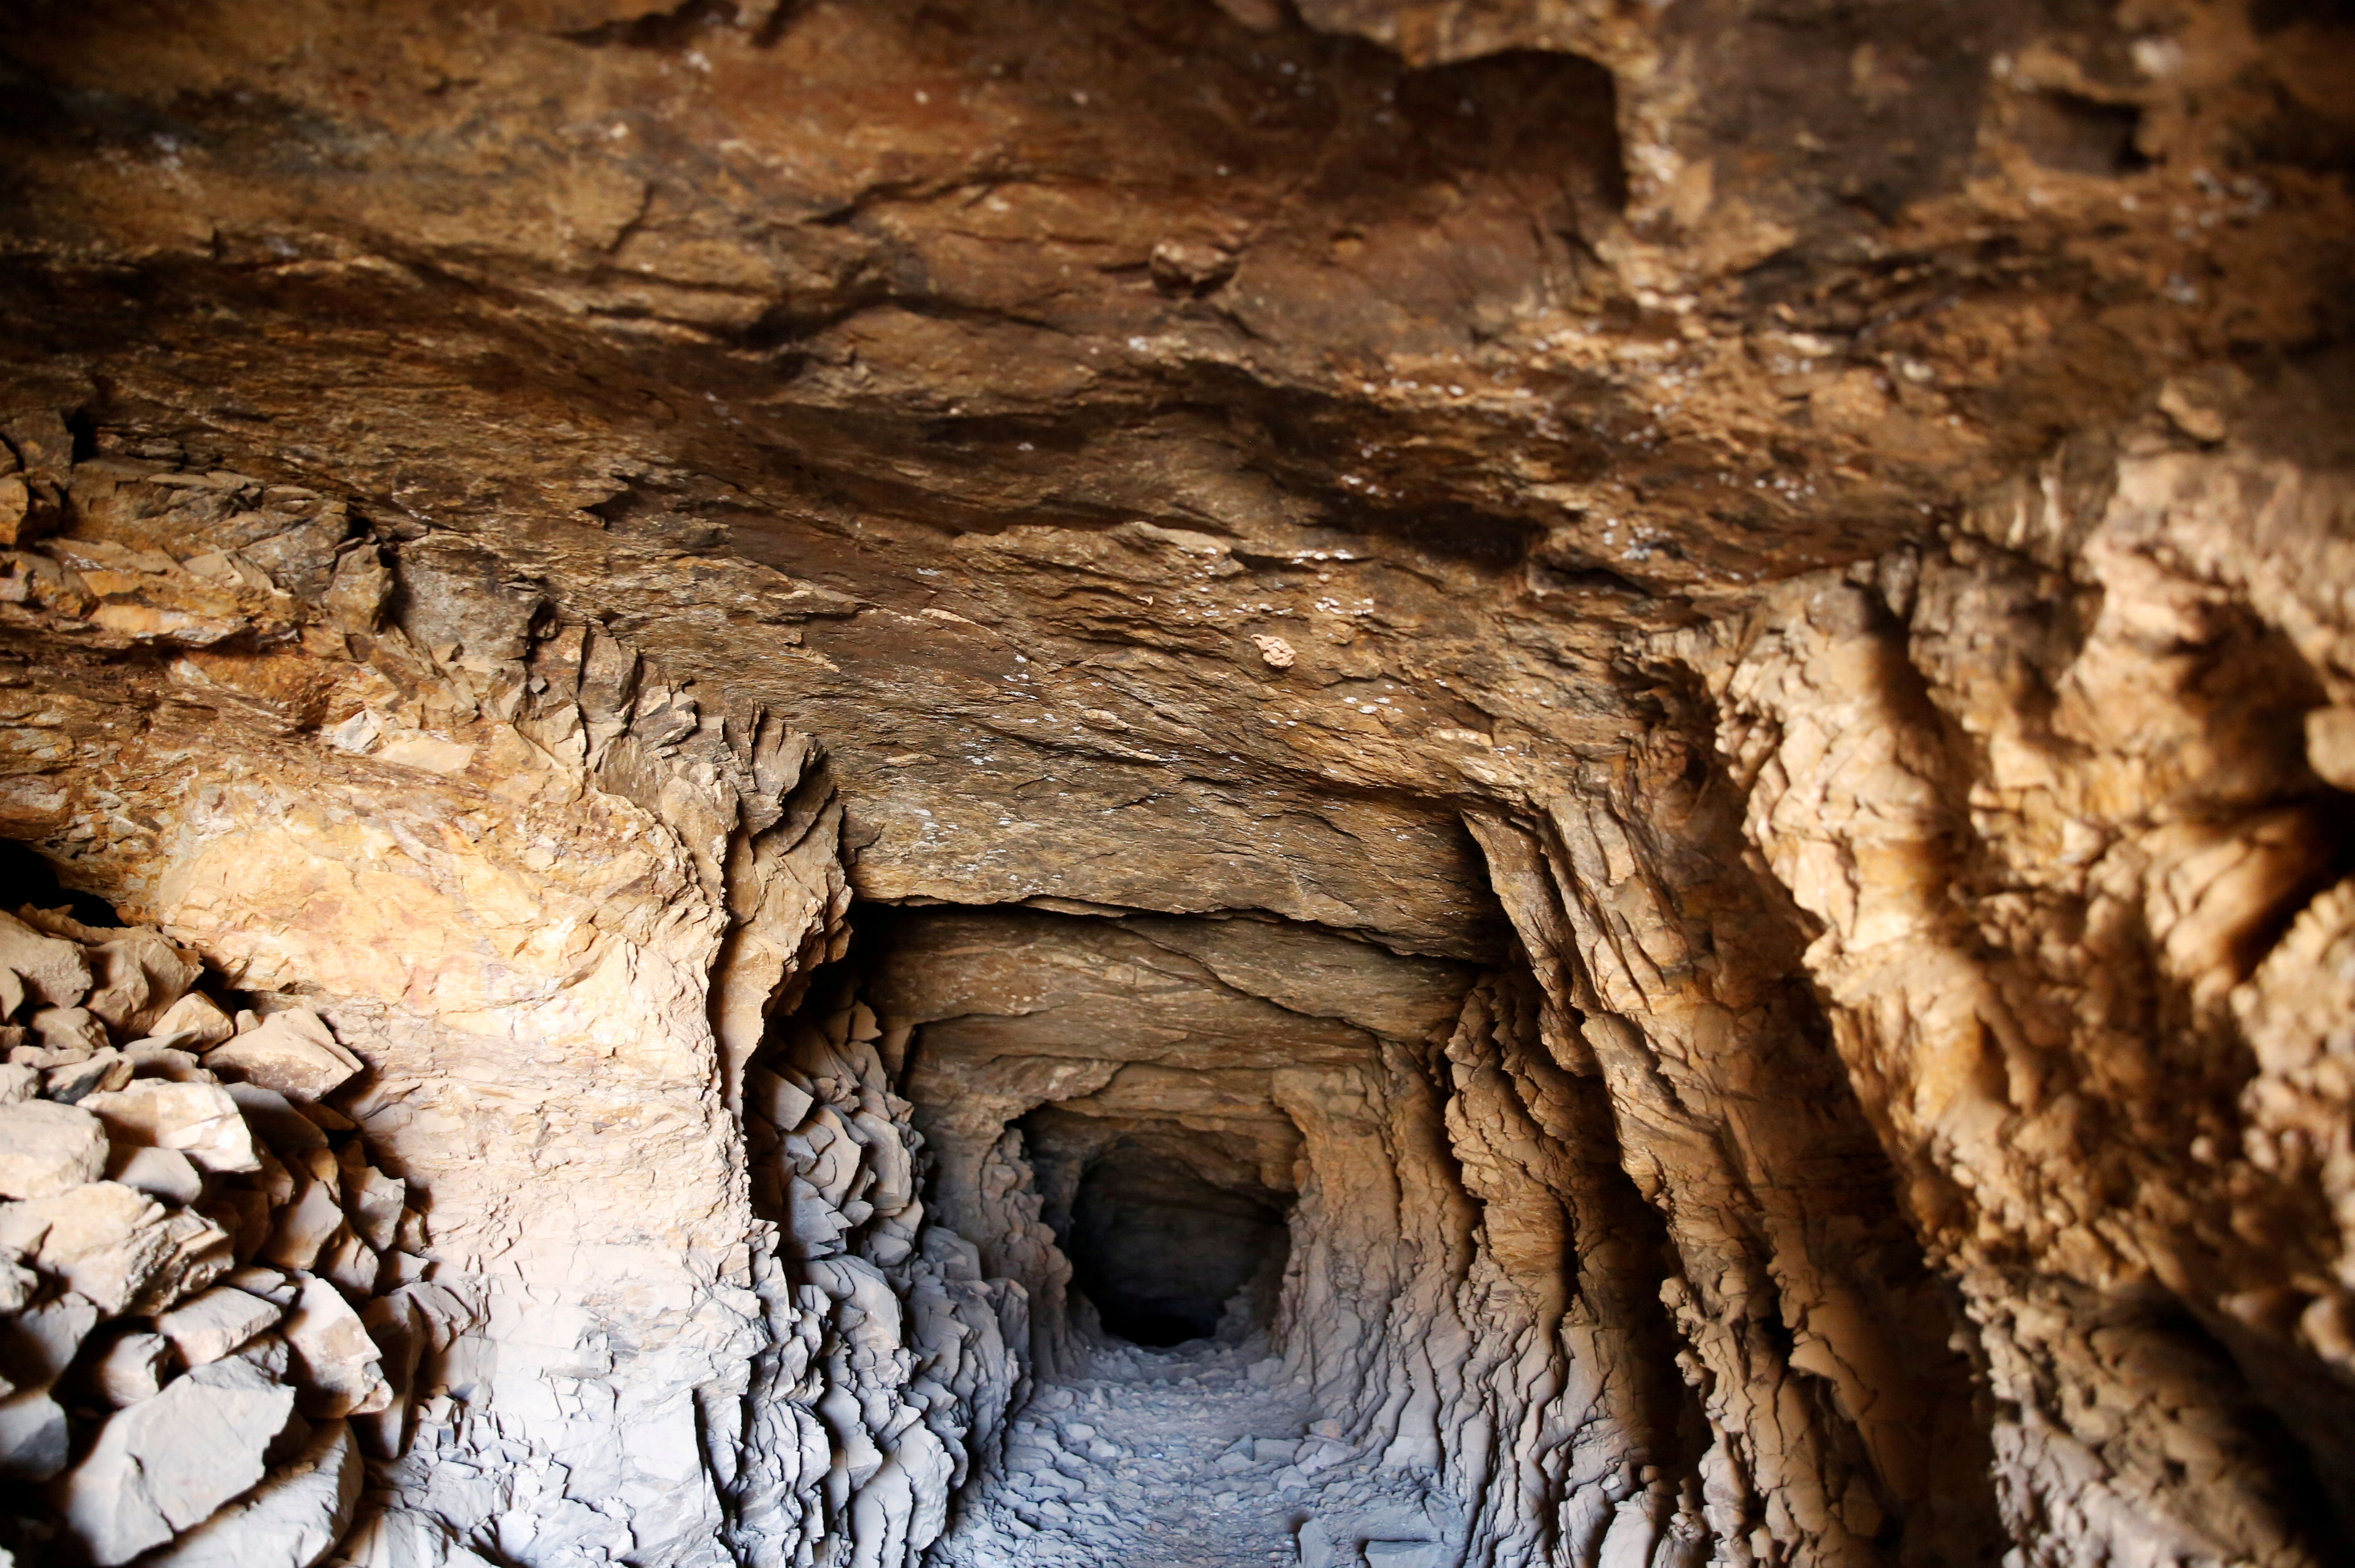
[0,0,2348,1564]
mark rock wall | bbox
[857,905,1716,1567]
[1660,372,2355,1566]
[0,382,2346,1568]
[0,452,971,1566]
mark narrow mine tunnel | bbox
[0,2,2350,1566]
[1028,1113,1293,1348]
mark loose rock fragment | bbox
[204,1009,361,1100]
[1361,1542,1445,1568]
[58,1369,300,1564]
[0,1180,173,1312]
[110,1143,206,1204]
[281,1275,391,1418]
[0,1254,31,1311]
[157,1284,285,1366]
[85,1080,261,1174]
[44,1048,133,1102]
[0,1389,68,1480]
[29,1005,110,1057]
[124,1043,213,1082]
[127,1209,237,1315]
[143,1418,364,1568]
[318,1229,382,1297]
[0,1098,108,1197]
[1250,634,1296,669]
[0,911,90,1009]
[262,1177,345,1272]
[339,1154,406,1252]
[93,1330,174,1405]
[149,992,237,1050]
[3,1294,99,1386]
[224,1082,327,1154]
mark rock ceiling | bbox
[2,0,2345,956]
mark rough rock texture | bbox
[0,0,2347,1563]
[0,899,444,1566]
[1662,405,2355,1566]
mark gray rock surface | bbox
[83,1081,260,1174]
[92,1329,173,1406]
[143,1420,364,1568]
[58,1372,301,1564]
[157,1286,285,1368]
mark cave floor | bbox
[932,1337,1447,1567]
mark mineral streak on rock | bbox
[0,0,2346,1564]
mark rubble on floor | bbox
[0,903,460,1567]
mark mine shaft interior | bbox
[0,0,2348,1565]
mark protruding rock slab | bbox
[84,1080,261,1174]
[58,1367,300,1564]
[0,910,90,1009]
[203,1010,359,1102]
[157,1285,285,1367]
[0,1099,107,1198]
[143,1419,363,1568]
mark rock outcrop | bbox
[0,0,2347,1564]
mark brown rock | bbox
[259,1178,344,1274]
[0,5,2346,1564]
[83,934,204,1039]
[124,1044,216,1083]
[146,993,237,1051]
[108,1145,205,1206]
[203,1010,361,1102]
[280,1276,390,1420]
[43,1048,132,1103]
[337,1155,405,1253]
[0,475,31,548]
[92,1331,173,1406]
[125,1209,236,1315]
[156,1286,285,1367]
[83,1081,261,1175]
[27,1006,108,1058]
[0,1181,171,1313]
[0,912,88,1010]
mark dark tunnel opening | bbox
[1068,1145,1290,1346]
[1033,1124,1293,1348]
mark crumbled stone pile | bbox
[0,902,458,1568]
